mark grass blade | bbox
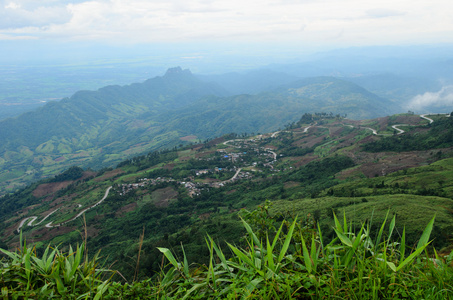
[396,243,430,271]
[400,227,406,262]
[157,248,180,269]
[333,228,352,248]
[181,243,189,278]
[241,217,261,246]
[375,211,389,249]
[388,215,396,240]
[266,234,275,273]
[277,217,297,263]
[417,215,435,249]
[300,234,312,273]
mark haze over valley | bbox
[1,0,453,298]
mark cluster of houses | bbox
[118,177,176,195]
[117,137,281,197]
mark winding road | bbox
[17,186,112,232]
[420,114,434,124]
[362,114,448,136]
[391,125,406,135]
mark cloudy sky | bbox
[0,0,452,65]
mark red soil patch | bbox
[33,181,72,198]
[164,163,175,171]
[393,115,425,125]
[72,151,90,158]
[329,127,344,137]
[284,181,300,189]
[294,134,326,148]
[226,189,237,195]
[199,212,212,220]
[375,117,390,131]
[115,202,138,217]
[94,169,124,182]
[81,171,96,179]
[180,135,198,141]
[195,150,216,159]
[292,155,318,167]
[264,145,277,150]
[205,137,226,147]
[354,149,442,178]
[200,178,221,183]
[336,167,364,180]
[153,187,178,208]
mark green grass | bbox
[0,233,113,299]
[97,212,453,299]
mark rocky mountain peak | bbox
[164,67,192,77]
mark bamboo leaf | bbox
[227,243,256,270]
[160,267,176,286]
[266,234,275,273]
[400,227,406,262]
[343,211,348,233]
[181,243,189,278]
[352,225,364,251]
[271,223,284,250]
[207,238,216,289]
[31,255,46,273]
[53,272,66,295]
[245,278,263,296]
[93,280,110,300]
[333,228,352,248]
[396,243,430,271]
[388,215,396,240]
[69,244,83,281]
[157,248,180,269]
[375,211,389,248]
[1,287,8,298]
[343,225,364,267]
[300,234,312,274]
[277,217,297,263]
[209,235,231,274]
[417,215,435,250]
[317,222,325,256]
[333,211,342,233]
[64,257,72,283]
[182,283,208,300]
[241,217,261,246]
[387,261,396,272]
[0,248,20,262]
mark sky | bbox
[1,0,453,66]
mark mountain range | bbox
[0,67,401,194]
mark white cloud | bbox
[0,0,72,29]
[407,86,453,111]
[0,0,452,46]
[365,8,404,19]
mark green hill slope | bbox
[1,112,452,280]
[0,71,398,194]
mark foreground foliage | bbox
[0,233,112,299]
[143,212,453,299]
[2,213,452,299]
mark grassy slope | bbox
[1,113,452,280]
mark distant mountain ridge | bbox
[0,68,399,194]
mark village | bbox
[116,135,280,197]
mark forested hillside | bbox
[1,112,452,281]
[0,69,399,194]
